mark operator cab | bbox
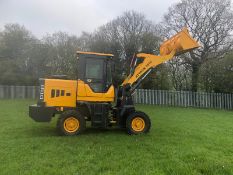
[77,51,113,93]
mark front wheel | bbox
[57,110,86,136]
[126,111,151,135]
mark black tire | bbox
[57,110,86,136]
[126,111,151,135]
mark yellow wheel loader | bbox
[29,28,199,135]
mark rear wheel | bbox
[57,110,86,136]
[126,111,151,135]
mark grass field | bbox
[0,100,232,175]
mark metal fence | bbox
[133,89,233,110]
[0,85,39,99]
[0,85,232,110]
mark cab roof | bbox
[77,51,114,57]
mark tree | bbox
[199,53,233,93]
[0,23,38,85]
[0,24,84,84]
[82,11,161,86]
[161,0,233,91]
[0,24,36,59]
[42,32,80,78]
[26,42,51,80]
[168,57,192,91]
[141,65,171,90]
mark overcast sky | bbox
[0,0,180,38]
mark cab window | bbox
[85,59,103,79]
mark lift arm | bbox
[122,28,200,90]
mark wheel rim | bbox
[131,117,145,132]
[64,117,80,133]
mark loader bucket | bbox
[160,28,200,56]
